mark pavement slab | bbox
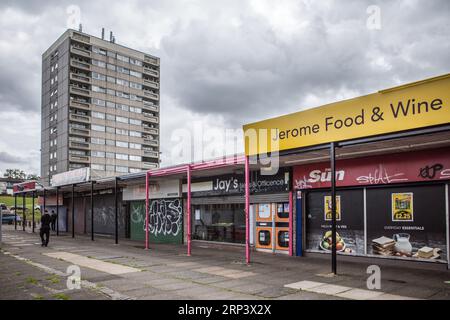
[43,252,141,275]
[1,227,449,300]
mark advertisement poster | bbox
[367,185,447,261]
[324,196,341,221]
[306,190,364,255]
[391,193,414,222]
[258,204,271,219]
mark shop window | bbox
[278,231,289,248]
[277,203,289,219]
[192,204,245,244]
[258,230,271,246]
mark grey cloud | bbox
[0,0,449,171]
[0,151,27,164]
[159,0,450,127]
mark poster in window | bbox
[324,196,341,221]
[306,190,364,255]
[258,204,271,219]
[367,186,447,261]
[391,193,413,222]
[195,209,201,221]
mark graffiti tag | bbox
[356,165,408,185]
[418,163,443,179]
[142,199,182,237]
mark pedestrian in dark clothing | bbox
[50,210,57,231]
[40,210,51,247]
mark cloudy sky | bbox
[0,0,449,176]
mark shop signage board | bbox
[13,181,41,194]
[123,180,181,201]
[294,147,450,189]
[243,74,450,156]
[51,168,90,187]
[182,169,290,196]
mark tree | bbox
[3,169,26,179]
[26,173,40,180]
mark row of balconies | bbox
[70,85,91,97]
[143,90,159,101]
[69,127,90,136]
[70,72,91,84]
[69,140,90,150]
[70,94,160,120]
[69,99,90,110]
[69,154,90,163]
[70,33,160,70]
[70,58,91,71]
[70,46,160,80]
[68,142,160,159]
[143,162,158,169]
[143,78,159,89]
[142,113,159,123]
[143,150,159,158]
[69,113,91,123]
[144,56,159,66]
[143,67,159,77]
[72,33,91,44]
[70,45,91,58]
[69,155,160,166]
[69,125,160,148]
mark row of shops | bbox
[12,145,450,267]
[12,73,450,269]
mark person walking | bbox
[50,210,57,231]
[40,210,51,247]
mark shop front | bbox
[243,73,450,268]
[123,179,183,244]
[185,169,291,252]
[38,194,67,232]
[294,147,450,263]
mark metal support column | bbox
[56,187,59,236]
[245,156,251,264]
[145,172,149,250]
[91,181,94,241]
[330,142,337,275]
[71,184,75,238]
[14,194,17,230]
[289,191,293,256]
[115,177,118,245]
[22,193,26,231]
[187,165,192,256]
[32,191,35,233]
[43,188,46,212]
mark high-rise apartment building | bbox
[41,29,160,185]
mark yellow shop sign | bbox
[243,74,450,156]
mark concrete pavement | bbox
[1,226,449,300]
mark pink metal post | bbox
[245,156,250,264]
[289,191,293,256]
[187,165,192,256]
[145,171,149,250]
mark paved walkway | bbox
[1,226,449,300]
